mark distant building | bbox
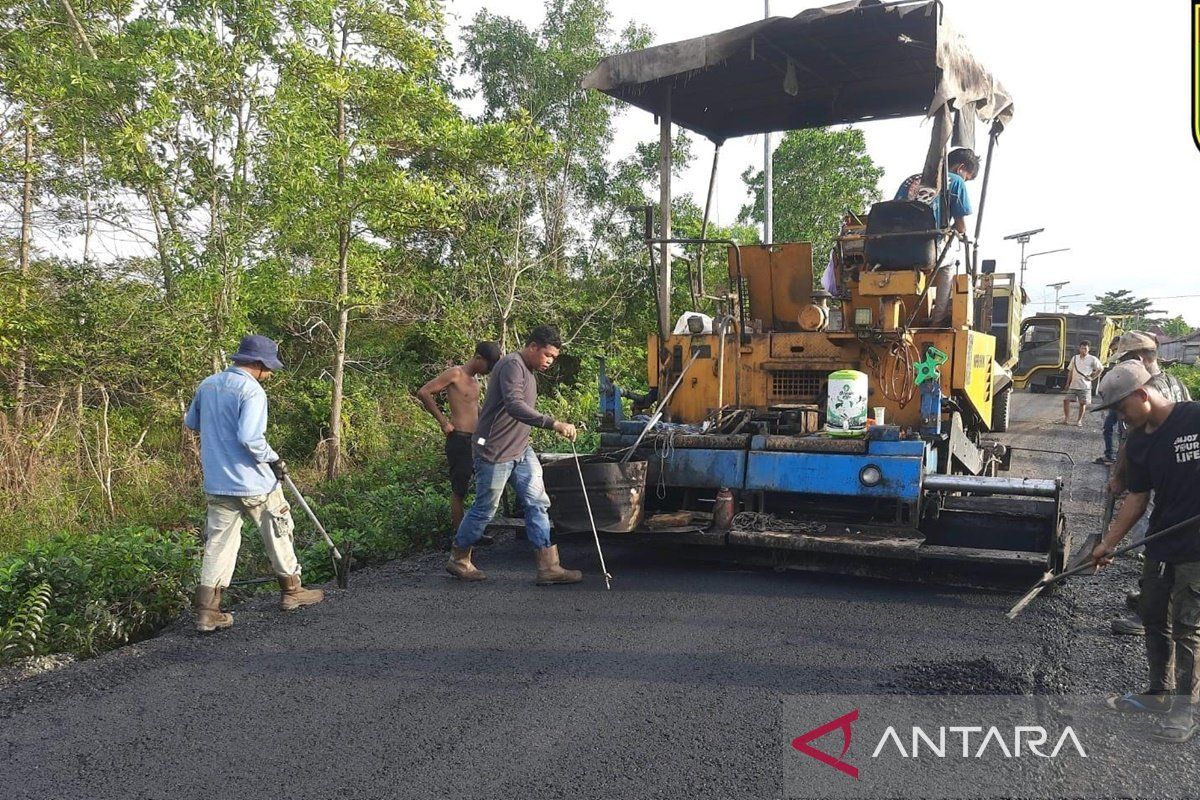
[1160,330,1200,365]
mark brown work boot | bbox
[534,545,582,585]
[277,574,325,611]
[446,547,486,581]
[193,585,233,633]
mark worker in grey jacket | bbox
[447,326,581,584]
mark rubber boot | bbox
[446,547,486,581]
[534,545,582,585]
[277,574,325,611]
[193,585,233,633]
[1111,614,1146,636]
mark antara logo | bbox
[792,711,1087,780]
[792,709,860,780]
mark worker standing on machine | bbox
[446,325,583,585]
[1089,361,1200,743]
[894,147,979,328]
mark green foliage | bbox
[740,127,883,268]
[1160,316,1194,338]
[1167,364,1200,400]
[0,526,197,661]
[0,582,52,661]
[1087,290,1164,320]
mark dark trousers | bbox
[1140,560,1200,700]
[1102,408,1119,460]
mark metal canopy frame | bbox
[586,0,1015,385]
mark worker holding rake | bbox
[1087,360,1200,743]
[447,325,583,585]
[184,335,325,632]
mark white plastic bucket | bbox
[826,370,869,433]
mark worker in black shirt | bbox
[1090,360,1200,742]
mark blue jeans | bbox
[454,446,551,550]
[1103,408,1119,460]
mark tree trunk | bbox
[326,21,350,481]
[14,116,34,432]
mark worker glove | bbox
[269,459,289,480]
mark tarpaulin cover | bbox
[582,0,1013,143]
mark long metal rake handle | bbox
[282,474,343,562]
[1007,509,1200,619]
[621,350,701,463]
[571,441,612,590]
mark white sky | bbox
[446,0,1200,324]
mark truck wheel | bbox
[993,386,1012,432]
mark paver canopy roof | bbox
[582,0,1014,143]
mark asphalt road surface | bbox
[2,393,1196,798]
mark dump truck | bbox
[539,0,1068,580]
[1013,313,1123,393]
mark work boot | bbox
[1111,614,1146,636]
[446,547,486,581]
[534,545,582,585]
[1126,590,1141,610]
[277,574,325,611]
[193,585,233,633]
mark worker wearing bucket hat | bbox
[1089,361,1200,742]
[184,334,324,632]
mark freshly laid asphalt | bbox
[1,393,1196,798]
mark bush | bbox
[0,526,198,662]
[1167,364,1200,400]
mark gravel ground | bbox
[1,392,1195,798]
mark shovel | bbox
[1007,510,1200,619]
[282,473,353,589]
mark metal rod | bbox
[283,474,343,561]
[621,350,701,463]
[697,143,721,300]
[972,123,1000,275]
[571,441,612,590]
[763,0,772,243]
[1008,510,1200,618]
[658,85,672,343]
[922,474,1060,498]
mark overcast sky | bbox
[447,0,1200,323]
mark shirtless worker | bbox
[417,341,502,540]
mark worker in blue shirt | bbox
[894,147,979,327]
[184,335,324,632]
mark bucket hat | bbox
[231,334,284,371]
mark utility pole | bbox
[763,0,773,245]
[1047,281,1070,313]
[1003,228,1044,288]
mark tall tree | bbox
[260,0,519,477]
[1086,290,1163,320]
[740,127,883,272]
[463,0,650,274]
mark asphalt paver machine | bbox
[557,0,1068,579]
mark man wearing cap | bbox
[1090,360,1200,742]
[184,334,324,632]
[1098,332,1191,466]
[1097,332,1193,636]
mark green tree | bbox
[259,0,521,477]
[740,127,883,275]
[1087,289,1163,320]
[1159,315,1193,339]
